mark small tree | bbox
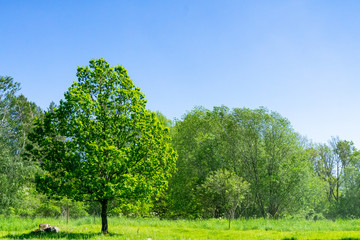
[200,169,249,229]
[26,59,177,233]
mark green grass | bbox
[1,217,360,239]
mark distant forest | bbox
[1,71,359,221]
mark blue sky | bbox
[1,0,360,147]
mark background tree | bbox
[228,108,312,218]
[0,76,42,215]
[309,138,360,218]
[169,106,313,219]
[200,169,249,229]
[26,59,177,233]
[168,107,226,218]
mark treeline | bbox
[165,107,360,220]
[0,76,359,220]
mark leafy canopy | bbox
[27,59,177,204]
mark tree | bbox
[309,137,360,217]
[0,76,42,215]
[310,138,357,204]
[169,106,313,219]
[26,59,177,233]
[200,169,249,229]
[168,106,227,218]
[230,108,312,218]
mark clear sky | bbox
[1,0,360,147]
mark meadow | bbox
[1,217,360,240]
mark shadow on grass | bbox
[3,231,124,239]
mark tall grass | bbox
[1,217,360,239]
[109,217,360,231]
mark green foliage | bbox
[168,106,228,218]
[3,61,360,222]
[0,76,42,215]
[35,199,62,218]
[26,59,177,233]
[169,106,313,219]
[156,111,174,129]
[308,137,360,218]
[229,108,312,218]
[199,169,249,218]
[200,169,249,229]
[110,199,153,217]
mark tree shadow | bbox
[3,231,124,239]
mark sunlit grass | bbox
[1,217,360,239]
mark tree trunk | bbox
[66,203,69,224]
[228,216,231,230]
[336,179,339,202]
[228,209,233,230]
[101,200,109,234]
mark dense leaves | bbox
[200,169,249,228]
[168,106,315,219]
[2,59,360,223]
[26,59,177,233]
[0,76,42,215]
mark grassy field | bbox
[1,217,360,240]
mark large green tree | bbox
[26,59,177,233]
